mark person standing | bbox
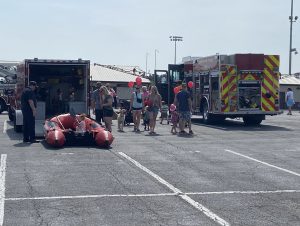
[21,81,38,143]
[130,85,144,132]
[141,86,149,106]
[54,88,63,114]
[286,88,295,115]
[160,101,169,124]
[106,83,117,108]
[101,86,114,132]
[174,83,193,135]
[92,82,103,125]
[170,104,179,134]
[148,86,162,134]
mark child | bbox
[170,104,179,134]
[76,114,86,134]
[143,106,150,131]
[160,101,169,124]
[117,109,126,132]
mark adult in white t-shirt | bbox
[286,88,295,115]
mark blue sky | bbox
[0,0,299,74]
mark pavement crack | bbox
[24,170,47,226]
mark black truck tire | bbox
[202,102,225,124]
[202,102,214,124]
[243,116,263,126]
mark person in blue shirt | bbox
[174,83,193,135]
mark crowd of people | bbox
[19,78,298,143]
[91,82,193,135]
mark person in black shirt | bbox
[21,81,38,143]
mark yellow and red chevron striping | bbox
[262,55,280,112]
[240,73,260,81]
[221,65,237,112]
[265,55,279,69]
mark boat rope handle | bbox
[56,116,66,131]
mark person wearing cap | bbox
[174,83,193,135]
[91,82,103,125]
[21,81,38,143]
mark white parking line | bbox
[119,152,230,226]
[5,193,177,201]
[186,190,300,195]
[225,149,300,177]
[0,154,7,226]
[5,189,300,202]
[2,121,7,134]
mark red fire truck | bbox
[8,58,90,134]
[155,53,280,125]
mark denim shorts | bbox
[149,106,159,114]
[178,111,191,121]
[287,99,295,107]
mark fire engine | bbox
[155,53,280,125]
[0,62,18,115]
[0,84,15,116]
[9,58,90,135]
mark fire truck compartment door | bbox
[220,65,238,112]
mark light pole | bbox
[289,0,298,75]
[170,36,183,64]
[154,49,159,71]
[145,52,149,77]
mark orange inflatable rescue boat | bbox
[44,114,114,148]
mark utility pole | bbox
[145,52,149,77]
[169,36,183,64]
[154,49,159,71]
[289,0,298,75]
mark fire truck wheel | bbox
[243,116,263,126]
[202,102,212,124]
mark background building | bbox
[279,75,300,109]
[90,64,151,100]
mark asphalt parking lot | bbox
[0,112,299,226]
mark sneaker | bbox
[189,130,194,135]
[179,131,186,135]
[136,128,140,132]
